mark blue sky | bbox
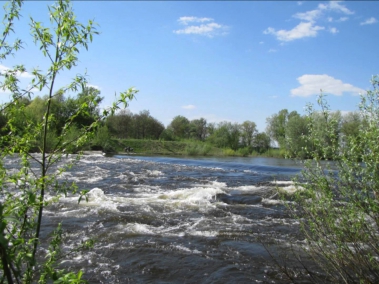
[1,1,378,131]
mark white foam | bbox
[86,176,104,183]
[230,185,263,192]
[122,223,155,235]
[86,188,108,202]
[243,170,258,173]
[262,198,284,205]
[277,185,304,195]
[145,170,164,176]
[271,181,294,185]
[172,244,201,254]
[210,181,227,188]
[187,230,218,237]
[160,187,219,200]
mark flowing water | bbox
[5,153,314,283]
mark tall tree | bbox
[266,109,289,147]
[73,86,103,127]
[240,120,257,148]
[106,109,134,139]
[168,115,190,139]
[284,113,310,158]
[340,111,362,141]
[207,121,240,150]
[253,132,271,153]
[189,118,207,141]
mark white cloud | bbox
[182,104,196,110]
[329,16,349,23]
[264,22,324,42]
[337,16,349,22]
[293,2,352,23]
[178,17,213,25]
[293,9,323,22]
[326,1,354,15]
[268,48,277,53]
[329,27,339,34]
[174,16,229,37]
[360,17,378,26]
[291,74,365,97]
[297,1,303,6]
[265,1,354,42]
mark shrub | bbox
[185,143,212,156]
[286,76,379,283]
[237,147,251,157]
[223,148,236,156]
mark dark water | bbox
[6,154,314,283]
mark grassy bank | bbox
[112,139,286,158]
[113,139,222,156]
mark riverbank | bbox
[110,138,285,158]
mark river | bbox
[10,153,315,283]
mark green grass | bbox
[252,148,286,158]
[113,138,286,158]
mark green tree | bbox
[189,118,207,141]
[240,120,257,149]
[285,79,379,282]
[133,110,164,139]
[168,115,190,140]
[0,1,136,282]
[206,122,216,136]
[284,113,310,158]
[308,110,341,159]
[266,109,293,148]
[340,111,362,145]
[253,132,271,153]
[106,109,134,139]
[72,86,103,128]
[207,121,240,150]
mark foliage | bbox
[240,120,257,149]
[284,113,310,158]
[222,148,236,156]
[188,118,207,141]
[266,109,291,148]
[91,125,115,153]
[185,143,212,156]
[107,109,164,140]
[253,132,271,154]
[236,147,251,157]
[167,115,190,140]
[206,121,240,150]
[340,111,362,147]
[159,128,175,141]
[0,0,136,282]
[287,77,379,283]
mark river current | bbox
[7,153,313,283]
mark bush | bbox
[91,125,115,153]
[185,143,212,156]
[237,147,251,157]
[285,76,379,283]
[223,148,236,156]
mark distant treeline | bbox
[0,88,364,157]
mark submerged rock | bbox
[216,193,262,205]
